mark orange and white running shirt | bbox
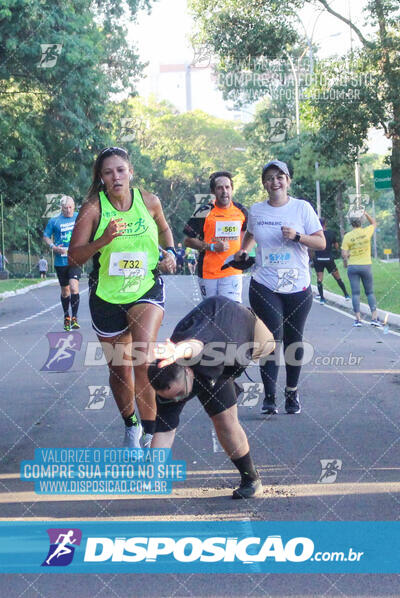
[183,201,248,279]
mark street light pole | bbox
[27,213,32,274]
[315,162,321,217]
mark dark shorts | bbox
[155,376,237,432]
[55,265,82,287]
[314,258,337,274]
[89,277,165,337]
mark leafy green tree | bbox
[0,0,150,262]
[190,0,400,257]
[111,96,246,240]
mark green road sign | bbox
[373,168,392,190]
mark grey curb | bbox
[0,279,58,300]
[311,284,400,327]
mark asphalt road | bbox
[0,275,399,596]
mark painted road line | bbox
[211,428,224,453]
[0,288,88,331]
[303,369,400,375]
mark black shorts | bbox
[314,258,337,274]
[155,376,237,432]
[55,265,82,287]
[89,277,165,337]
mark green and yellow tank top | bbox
[93,188,159,304]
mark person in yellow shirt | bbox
[341,211,381,327]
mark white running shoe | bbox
[141,433,153,448]
[124,423,143,448]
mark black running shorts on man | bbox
[55,265,82,287]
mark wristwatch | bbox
[293,232,301,243]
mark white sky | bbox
[129,0,391,155]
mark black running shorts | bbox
[314,258,337,274]
[155,375,238,432]
[55,265,82,287]
[89,276,165,337]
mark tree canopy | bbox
[190,0,400,254]
[0,0,150,256]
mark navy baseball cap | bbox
[262,160,291,178]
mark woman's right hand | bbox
[234,249,248,261]
[101,218,126,245]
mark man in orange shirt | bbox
[183,171,248,303]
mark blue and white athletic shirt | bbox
[247,197,321,294]
[44,212,78,267]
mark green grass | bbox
[311,259,400,314]
[0,278,43,293]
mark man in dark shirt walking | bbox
[148,296,275,499]
[313,218,350,304]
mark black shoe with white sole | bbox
[285,389,301,414]
[261,395,278,414]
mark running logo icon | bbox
[85,385,111,410]
[42,528,82,567]
[318,459,342,484]
[120,118,136,142]
[41,332,82,372]
[239,383,263,407]
[268,118,291,143]
[276,268,298,293]
[37,44,62,68]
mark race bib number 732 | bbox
[108,252,147,277]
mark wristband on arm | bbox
[160,246,176,259]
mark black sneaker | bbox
[285,388,301,414]
[64,316,71,331]
[232,476,263,499]
[261,395,278,414]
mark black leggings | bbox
[249,278,313,396]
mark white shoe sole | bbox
[123,424,143,448]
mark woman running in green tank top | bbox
[69,147,176,448]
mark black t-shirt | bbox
[315,229,336,259]
[155,297,257,432]
[171,296,257,387]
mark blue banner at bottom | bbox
[0,521,398,574]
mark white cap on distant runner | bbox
[262,160,291,178]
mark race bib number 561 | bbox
[215,220,241,238]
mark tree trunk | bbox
[391,131,400,260]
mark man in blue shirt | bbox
[44,196,81,330]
